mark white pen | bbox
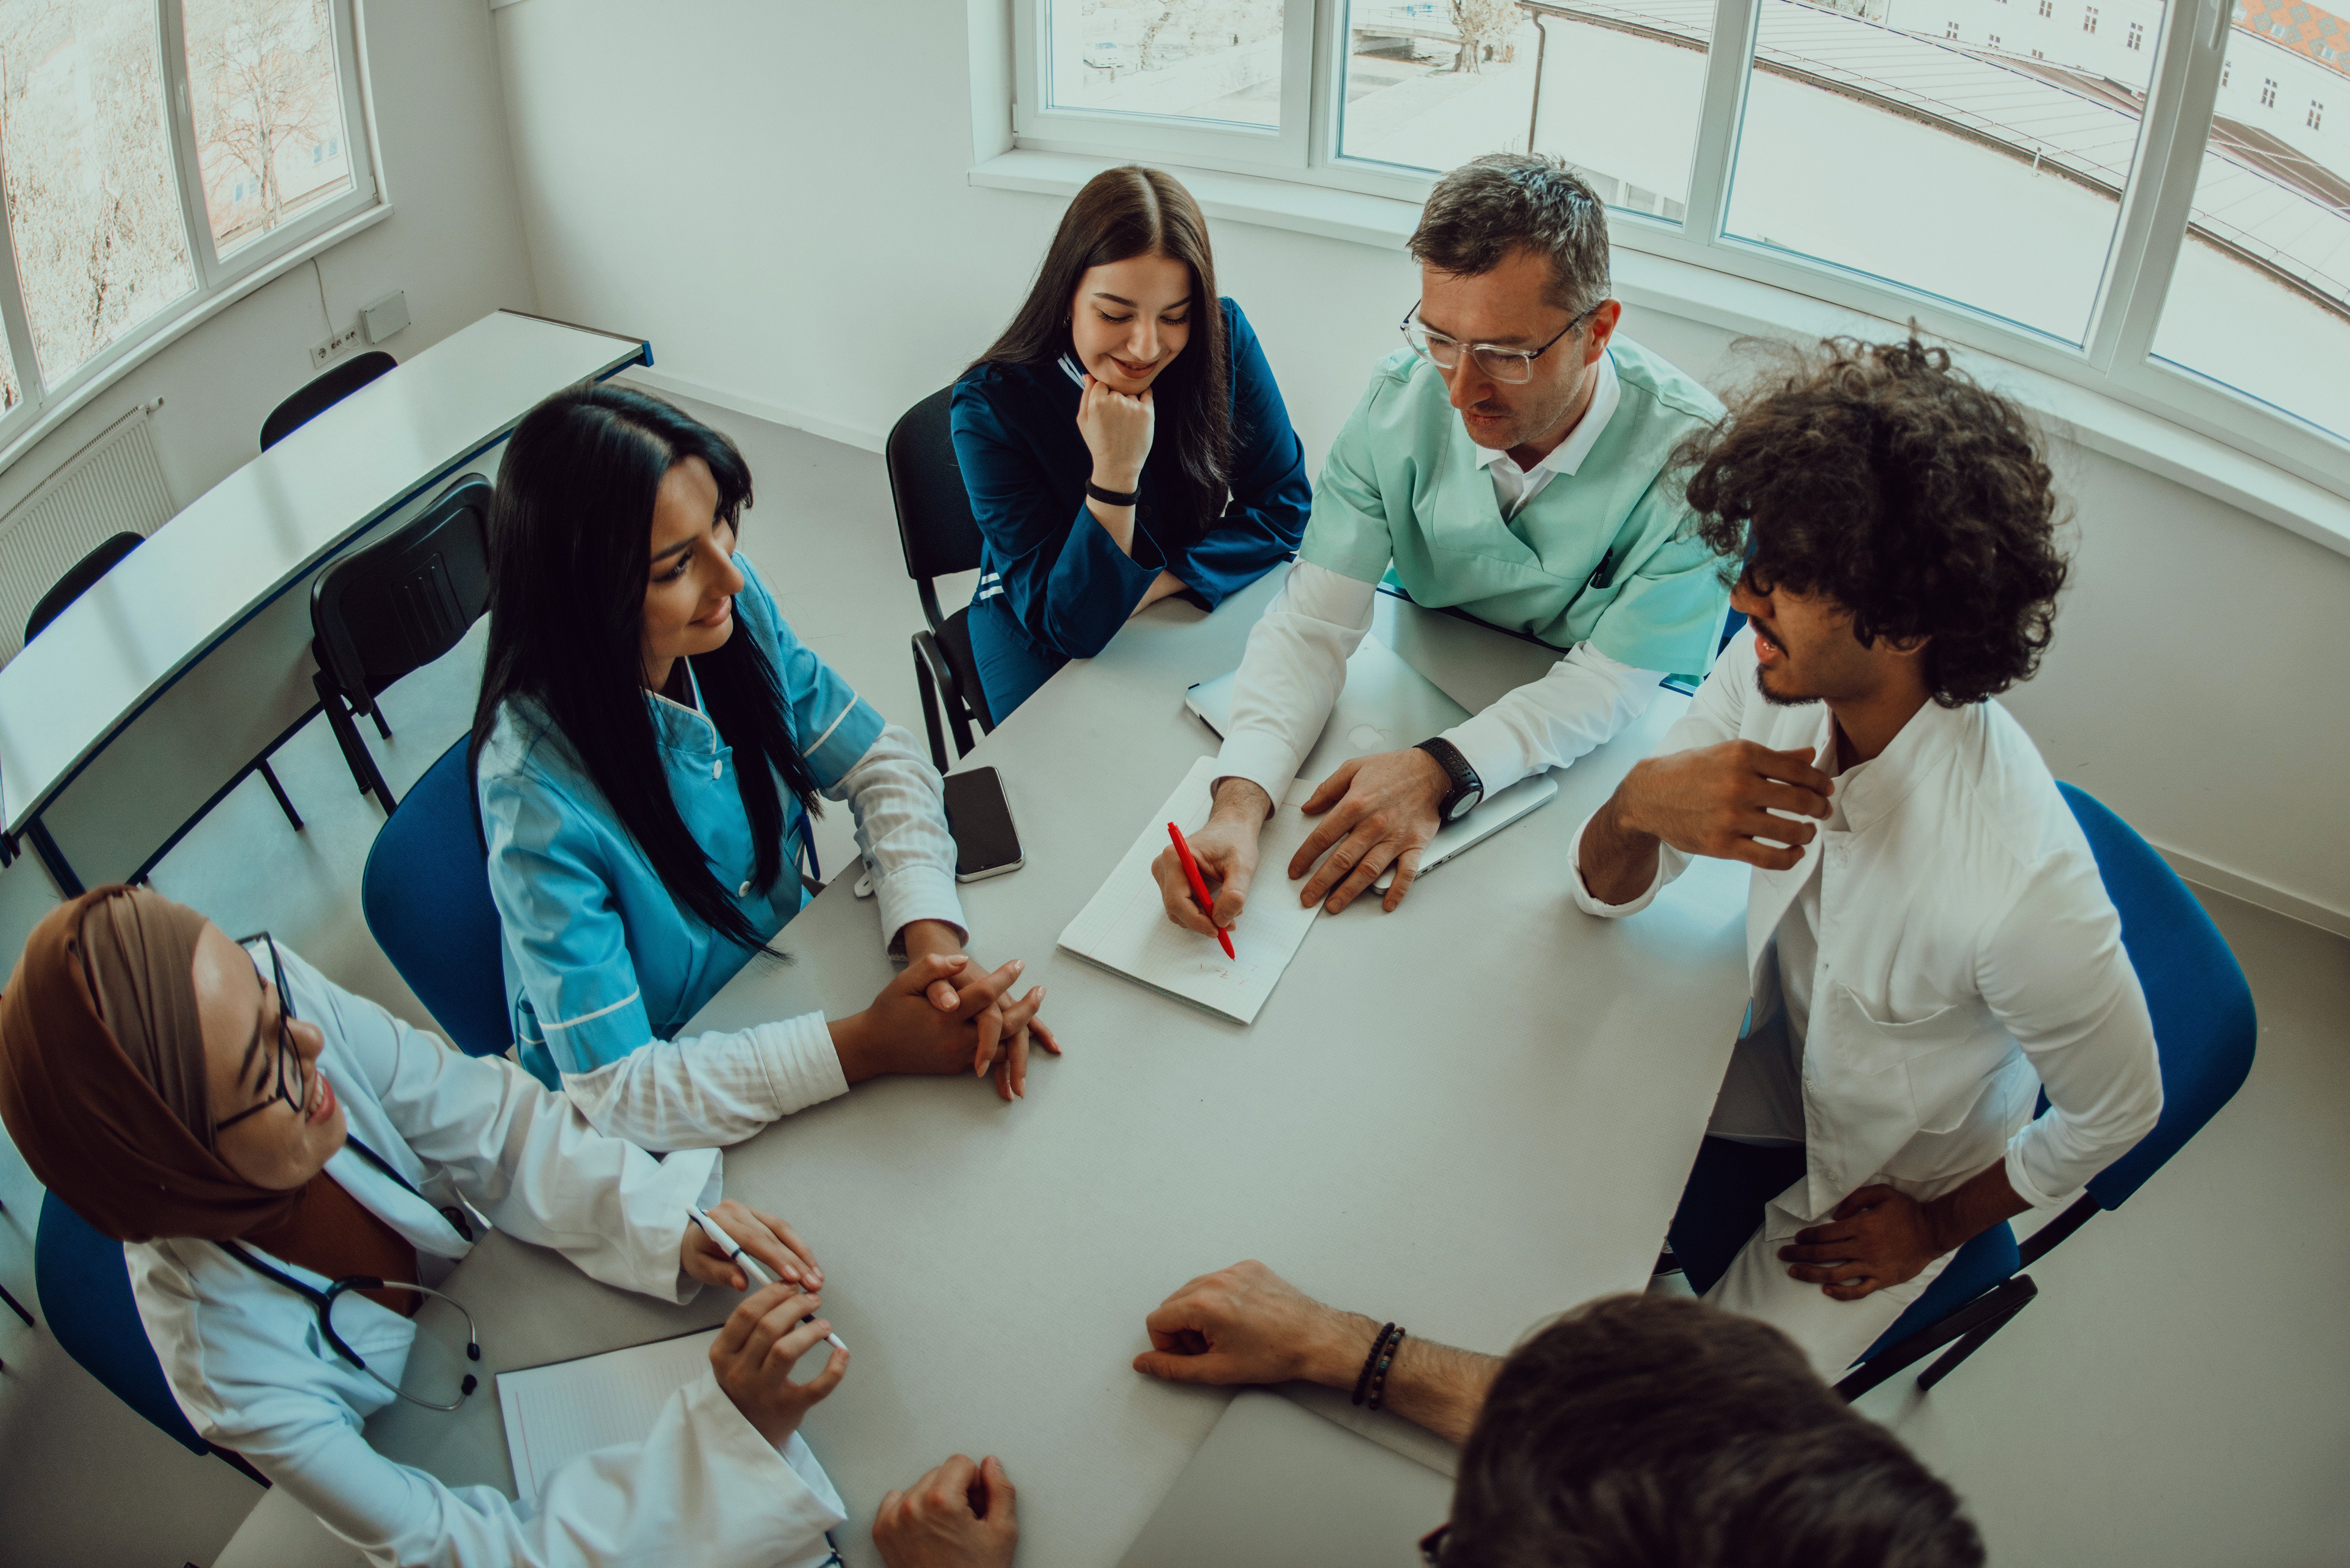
[688,1207,848,1352]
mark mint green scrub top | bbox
[1302,337,1730,682]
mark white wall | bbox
[491,0,2350,930]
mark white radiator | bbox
[0,403,176,664]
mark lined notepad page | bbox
[498,1328,719,1510]
[1058,757,1323,1025]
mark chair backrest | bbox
[2060,782,2258,1210]
[23,530,144,645]
[311,474,495,709]
[259,350,399,451]
[362,735,512,1057]
[884,386,985,626]
[35,1190,211,1457]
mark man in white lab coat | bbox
[1571,337,2164,1378]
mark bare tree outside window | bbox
[0,0,196,390]
[183,0,350,257]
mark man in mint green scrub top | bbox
[1152,154,1731,936]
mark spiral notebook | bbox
[1057,756,1325,1025]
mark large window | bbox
[1008,0,2350,493]
[0,0,373,453]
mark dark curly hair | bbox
[1678,336,2068,707]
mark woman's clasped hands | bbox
[828,944,1060,1102]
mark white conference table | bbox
[0,310,648,889]
[371,572,1752,1566]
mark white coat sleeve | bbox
[1568,630,1756,919]
[1212,561,1377,800]
[830,719,967,951]
[557,1015,850,1156]
[1980,852,2166,1209]
[1441,643,1663,795]
[210,1363,845,1568]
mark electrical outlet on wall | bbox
[310,327,364,369]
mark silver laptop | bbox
[1184,638,1557,889]
[1118,1390,1455,1568]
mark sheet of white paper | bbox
[496,1328,720,1511]
[1058,757,1323,1025]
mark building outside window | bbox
[1009,0,2350,459]
[2262,77,2278,105]
[2314,100,2327,128]
[0,0,376,436]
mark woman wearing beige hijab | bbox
[0,886,854,1568]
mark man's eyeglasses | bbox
[216,934,305,1132]
[1419,1522,1452,1566]
[1400,303,1596,385]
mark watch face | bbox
[1449,788,1482,822]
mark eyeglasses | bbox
[1418,1523,1452,1566]
[1400,304,1596,384]
[216,934,305,1132]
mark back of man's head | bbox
[1447,1296,1983,1568]
[1410,154,1612,318]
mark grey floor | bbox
[0,399,2342,1566]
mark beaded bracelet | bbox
[1352,1322,1399,1406]
[1367,1327,1407,1412]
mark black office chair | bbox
[259,350,398,451]
[885,387,994,773]
[22,532,303,832]
[309,473,494,812]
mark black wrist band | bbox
[1367,1327,1406,1412]
[1086,479,1140,507]
[1352,1322,1398,1406]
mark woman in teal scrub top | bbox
[472,386,1057,1150]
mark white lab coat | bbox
[1573,632,2163,1370]
[128,942,847,1568]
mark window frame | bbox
[0,0,382,466]
[998,0,2350,507]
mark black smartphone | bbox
[942,766,1024,882]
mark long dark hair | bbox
[471,384,819,953]
[971,164,1234,540]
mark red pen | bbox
[1167,821,1237,959]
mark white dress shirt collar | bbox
[1473,349,1621,518]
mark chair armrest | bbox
[913,628,958,700]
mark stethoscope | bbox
[220,1135,483,1411]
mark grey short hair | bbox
[1409,154,1611,319]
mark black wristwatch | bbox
[1415,737,1484,823]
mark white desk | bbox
[0,311,648,887]
[369,575,1751,1565]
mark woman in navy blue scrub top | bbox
[953,165,1311,721]
[472,386,1057,1151]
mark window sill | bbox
[0,201,394,484]
[970,149,2350,563]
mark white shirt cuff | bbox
[751,1012,851,1116]
[1213,729,1302,806]
[1568,811,1668,918]
[2004,1136,2079,1213]
[875,864,967,955]
[1442,707,1534,796]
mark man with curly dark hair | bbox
[1572,338,2163,1378]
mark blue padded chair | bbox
[361,736,511,1058]
[34,1191,268,1484]
[1830,781,2258,1398]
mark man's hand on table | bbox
[1291,748,1449,913]
[708,1282,846,1448]
[874,1454,1019,1568]
[680,1199,823,1294]
[830,947,1060,1103]
[1132,1260,1377,1389]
